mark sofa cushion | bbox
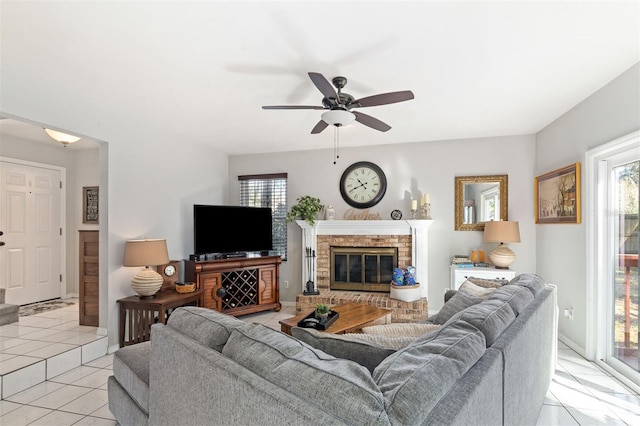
[427,291,483,325]
[487,284,534,316]
[113,341,151,414]
[222,323,388,424]
[166,306,245,352]
[373,320,486,425]
[508,273,546,296]
[292,327,415,372]
[454,298,516,346]
[362,323,440,337]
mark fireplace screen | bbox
[330,247,397,292]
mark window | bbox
[239,173,288,260]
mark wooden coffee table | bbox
[279,302,392,335]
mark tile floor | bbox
[1,300,639,425]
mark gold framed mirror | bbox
[455,175,508,231]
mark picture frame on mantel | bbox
[535,162,581,224]
[83,186,99,224]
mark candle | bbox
[411,199,418,211]
[420,194,426,205]
[425,194,430,203]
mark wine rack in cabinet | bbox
[184,255,281,316]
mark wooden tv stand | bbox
[184,255,281,316]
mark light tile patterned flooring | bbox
[1,301,639,425]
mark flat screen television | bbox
[193,204,273,256]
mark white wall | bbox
[229,134,536,312]
[536,62,640,351]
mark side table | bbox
[118,288,204,347]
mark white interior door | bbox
[0,160,62,305]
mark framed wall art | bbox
[534,162,581,224]
[83,186,99,224]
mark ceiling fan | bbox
[262,72,415,134]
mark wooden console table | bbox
[118,289,204,347]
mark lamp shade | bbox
[123,239,169,267]
[483,221,521,243]
[44,128,81,145]
[321,110,356,127]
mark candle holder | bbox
[411,205,418,219]
[421,203,432,220]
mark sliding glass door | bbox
[608,155,639,378]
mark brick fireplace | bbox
[295,220,433,322]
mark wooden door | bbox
[0,160,62,305]
[79,230,99,326]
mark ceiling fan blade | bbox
[310,120,329,134]
[262,105,325,110]
[308,72,338,100]
[353,111,391,132]
[352,90,415,108]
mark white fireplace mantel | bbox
[296,220,433,297]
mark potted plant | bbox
[286,195,324,226]
[315,303,331,322]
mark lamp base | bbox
[131,267,163,297]
[488,244,515,269]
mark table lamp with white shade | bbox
[123,238,170,297]
[483,221,520,269]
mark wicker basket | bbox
[175,283,196,293]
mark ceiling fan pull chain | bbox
[333,126,340,164]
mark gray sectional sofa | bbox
[108,273,557,425]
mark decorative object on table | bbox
[325,205,335,220]
[297,307,340,330]
[286,195,324,226]
[403,266,416,285]
[483,220,521,269]
[420,193,431,219]
[303,247,319,295]
[82,186,99,224]
[339,161,387,208]
[123,238,170,298]
[410,199,418,219]
[390,209,403,220]
[157,260,181,290]
[175,282,196,293]
[534,162,581,224]
[392,268,405,286]
[315,303,331,321]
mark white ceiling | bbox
[1,1,638,154]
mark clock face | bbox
[164,265,176,277]
[339,161,387,208]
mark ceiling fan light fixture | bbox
[321,110,355,127]
[44,128,81,146]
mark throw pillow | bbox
[458,280,498,299]
[361,323,440,337]
[428,291,483,325]
[467,277,508,288]
[222,323,387,424]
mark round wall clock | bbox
[339,161,387,209]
